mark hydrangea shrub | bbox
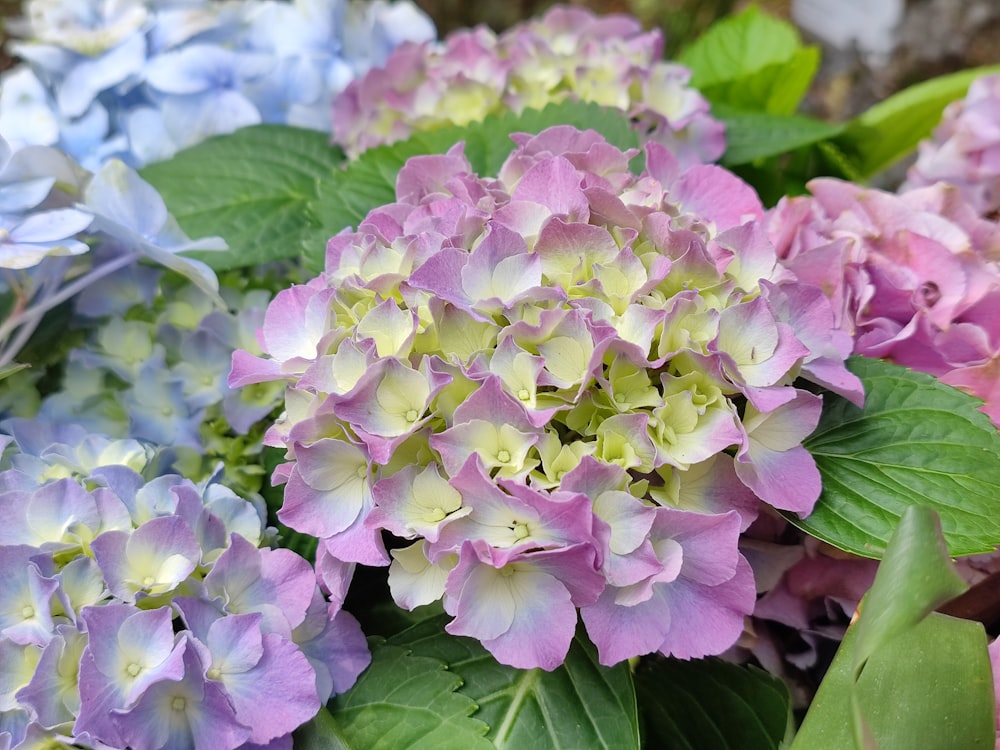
[231,125,863,670]
[331,5,725,167]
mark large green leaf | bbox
[140,125,345,271]
[678,6,818,115]
[792,507,993,750]
[834,64,1000,179]
[796,356,1000,558]
[302,99,639,273]
[384,614,640,750]
[715,105,844,165]
[325,639,492,750]
[636,656,793,750]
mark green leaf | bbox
[295,706,355,750]
[796,356,1000,558]
[327,639,492,750]
[792,507,992,750]
[793,613,994,750]
[0,362,29,383]
[385,614,640,750]
[636,656,793,750]
[140,125,345,271]
[678,6,819,115]
[835,64,1000,179]
[850,506,968,677]
[303,100,639,273]
[715,105,844,165]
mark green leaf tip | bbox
[326,639,492,750]
[793,506,993,750]
[851,506,968,679]
[678,5,818,116]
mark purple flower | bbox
[176,601,319,745]
[0,546,59,647]
[91,515,202,603]
[110,643,251,750]
[203,535,316,636]
[580,508,755,665]
[0,207,92,270]
[75,603,188,745]
[444,540,604,670]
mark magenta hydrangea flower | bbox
[902,74,1000,218]
[768,177,1000,425]
[331,4,725,166]
[231,125,861,670]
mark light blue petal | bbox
[160,90,260,149]
[57,33,146,117]
[84,158,168,238]
[0,177,56,213]
[11,208,93,242]
[125,106,181,165]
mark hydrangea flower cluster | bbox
[1,133,224,368]
[231,125,863,670]
[331,5,725,166]
[767,178,1000,426]
[902,74,1000,219]
[3,265,287,496]
[1,0,435,168]
[0,419,369,750]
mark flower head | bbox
[332,5,724,166]
[0,424,368,748]
[232,125,859,669]
[768,177,1000,425]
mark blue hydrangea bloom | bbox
[1,0,437,167]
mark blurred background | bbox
[2,0,999,122]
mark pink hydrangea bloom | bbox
[331,5,725,167]
[902,74,1000,218]
[768,177,1000,426]
[232,125,861,671]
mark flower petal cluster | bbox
[902,74,1000,219]
[768,177,1000,425]
[0,136,91,270]
[9,265,287,496]
[231,126,861,670]
[1,0,435,168]
[1,132,226,372]
[331,4,725,166]
[0,422,368,749]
